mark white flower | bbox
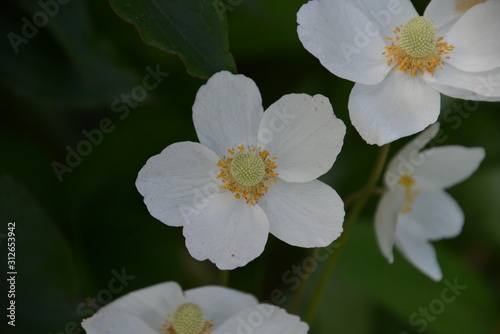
[297,0,500,145]
[82,281,309,334]
[136,71,346,270]
[374,123,484,280]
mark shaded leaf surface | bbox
[110,0,237,78]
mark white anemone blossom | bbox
[375,123,484,280]
[298,0,500,145]
[82,281,309,334]
[136,71,346,270]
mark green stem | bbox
[343,186,386,208]
[218,270,230,287]
[342,189,363,209]
[303,144,390,325]
[289,185,387,314]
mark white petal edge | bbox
[258,94,345,182]
[424,0,465,35]
[443,0,500,72]
[399,190,464,241]
[136,142,221,227]
[192,71,263,157]
[374,186,406,263]
[298,0,403,85]
[84,282,185,331]
[214,304,309,334]
[395,219,443,281]
[349,71,440,145]
[183,192,269,270]
[259,179,344,248]
[186,286,258,327]
[384,123,440,185]
[82,306,160,334]
[425,64,500,101]
[414,146,485,190]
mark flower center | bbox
[399,17,437,58]
[163,303,213,334]
[217,145,278,205]
[383,16,454,77]
[230,151,266,187]
[398,173,420,214]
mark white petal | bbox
[425,64,500,101]
[374,186,406,263]
[424,0,464,35]
[183,192,269,270]
[89,282,185,330]
[297,0,417,85]
[349,0,418,27]
[193,71,263,157]
[384,123,440,182]
[257,94,345,182]
[185,286,258,327]
[259,179,344,248]
[349,71,440,145]
[414,146,485,190]
[401,190,464,241]
[444,0,500,72]
[82,307,159,334]
[136,142,221,227]
[214,304,309,334]
[395,218,443,281]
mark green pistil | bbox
[230,151,265,187]
[172,303,206,334]
[399,17,437,58]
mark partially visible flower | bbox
[136,71,346,270]
[298,0,500,145]
[374,123,484,280]
[82,281,309,334]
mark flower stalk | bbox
[303,143,390,325]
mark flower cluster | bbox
[84,0,496,332]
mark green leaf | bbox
[1,0,136,110]
[109,0,237,78]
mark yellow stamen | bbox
[383,17,454,77]
[216,145,278,205]
[397,173,420,214]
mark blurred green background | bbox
[1,0,499,333]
